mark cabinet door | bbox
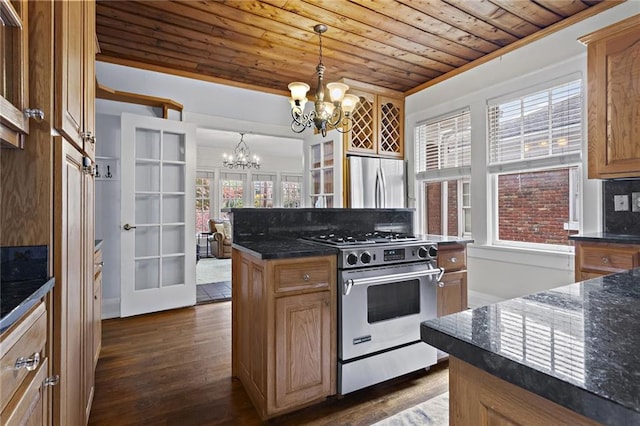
[377,96,403,158]
[346,90,377,155]
[274,291,332,410]
[437,271,467,317]
[53,137,85,426]
[0,0,29,148]
[82,0,96,160]
[54,0,84,151]
[586,18,640,178]
[83,162,95,423]
[93,256,102,368]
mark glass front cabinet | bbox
[303,132,343,208]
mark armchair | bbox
[208,219,232,259]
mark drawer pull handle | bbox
[601,257,609,264]
[44,375,60,387]
[450,257,457,263]
[95,261,104,268]
[15,352,40,371]
[303,274,310,281]
[438,281,445,288]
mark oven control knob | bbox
[428,245,438,258]
[418,246,434,259]
[346,252,359,266]
[360,251,372,264]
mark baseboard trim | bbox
[102,298,120,319]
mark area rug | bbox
[197,281,231,304]
[372,392,449,426]
[196,257,231,284]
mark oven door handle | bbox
[343,267,445,295]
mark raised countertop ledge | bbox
[232,239,339,260]
[421,268,640,425]
[1,277,54,334]
[569,232,640,244]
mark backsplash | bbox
[603,179,640,235]
[1,246,48,281]
[230,208,414,242]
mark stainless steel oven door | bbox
[339,262,443,361]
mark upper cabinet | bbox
[54,0,96,159]
[0,0,31,148]
[344,83,404,159]
[580,16,640,179]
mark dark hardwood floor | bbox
[89,302,449,425]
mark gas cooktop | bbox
[302,231,417,247]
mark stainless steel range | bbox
[303,231,444,395]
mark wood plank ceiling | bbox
[95,0,620,97]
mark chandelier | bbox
[222,133,260,169]
[288,24,359,137]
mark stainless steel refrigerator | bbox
[348,156,406,208]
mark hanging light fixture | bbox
[222,132,260,169]
[288,24,359,137]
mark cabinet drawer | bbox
[579,245,639,274]
[0,303,47,413]
[0,357,49,426]
[273,259,333,293]
[438,248,466,272]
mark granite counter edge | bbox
[1,277,55,334]
[232,242,338,260]
[420,323,638,425]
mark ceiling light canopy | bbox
[222,132,260,169]
[288,24,359,137]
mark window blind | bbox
[219,171,244,181]
[251,173,276,182]
[415,109,471,174]
[281,174,303,183]
[488,79,582,168]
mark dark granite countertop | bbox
[421,268,640,425]
[232,239,339,260]
[95,239,104,251]
[1,277,54,333]
[417,234,474,246]
[569,232,640,245]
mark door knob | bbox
[123,224,137,231]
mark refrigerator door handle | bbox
[379,166,387,208]
[374,168,380,208]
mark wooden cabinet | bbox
[0,302,51,426]
[580,15,640,179]
[437,244,468,317]
[93,249,103,369]
[53,136,95,426]
[0,0,30,148]
[54,0,96,159]
[232,250,336,420]
[345,87,404,159]
[574,240,640,282]
[449,357,600,426]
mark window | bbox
[282,175,302,208]
[252,173,275,208]
[488,78,582,248]
[195,172,212,233]
[415,109,471,236]
[221,172,244,214]
[309,140,334,208]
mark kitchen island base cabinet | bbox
[437,244,468,317]
[449,358,599,426]
[232,249,336,420]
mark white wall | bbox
[406,2,638,303]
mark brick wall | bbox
[447,180,458,236]
[498,169,572,245]
[426,182,441,234]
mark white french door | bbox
[120,113,196,317]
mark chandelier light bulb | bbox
[222,133,260,170]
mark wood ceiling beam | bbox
[96,82,183,119]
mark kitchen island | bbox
[421,268,640,425]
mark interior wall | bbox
[405,2,636,302]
